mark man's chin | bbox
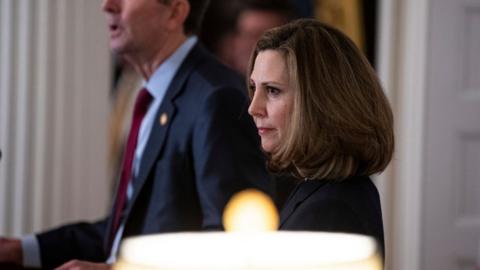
[110,44,125,54]
[109,40,129,54]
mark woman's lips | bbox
[257,127,275,135]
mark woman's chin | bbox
[261,142,276,153]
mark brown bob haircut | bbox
[247,19,394,181]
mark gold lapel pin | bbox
[160,113,168,126]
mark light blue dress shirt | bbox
[21,36,198,268]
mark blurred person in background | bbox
[231,0,297,75]
[200,0,299,208]
[201,0,297,76]
[198,0,240,69]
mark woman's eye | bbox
[266,86,281,95]
[248,84,256,92]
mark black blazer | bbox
[279,176,384,256]
[36,44,272,269]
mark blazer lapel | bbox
[123,44,206,222]
[279,180,326,228]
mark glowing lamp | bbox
[223,189,279,232]
[113,189,382,269]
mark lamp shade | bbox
[114,231,382,270]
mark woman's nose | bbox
[248,91,266,118]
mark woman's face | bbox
[248,50,294,153]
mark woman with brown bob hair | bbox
[248,19,393,257]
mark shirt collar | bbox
[144,36,198,100]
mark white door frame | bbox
[376,0,429,269]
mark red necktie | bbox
[110,88,153,246]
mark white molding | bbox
[51,0,68,225]
[393,0,429,265]
[377,0,429,269]
[0,0,110,236]
[375,0,397,268]
[32,0,50,231]
[12,0,32,235]
[0,0,13,234]
[81,1,111,218]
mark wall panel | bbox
[0,0,111,236]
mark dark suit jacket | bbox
[36,44,272,269]
[279,176,384,257]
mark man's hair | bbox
[161,0,211,34]
[247,19,394,181]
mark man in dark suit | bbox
[0,0,271,269]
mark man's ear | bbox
[166,0,190,33]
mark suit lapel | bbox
[122,44,206,224]
[279,180,326,228]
